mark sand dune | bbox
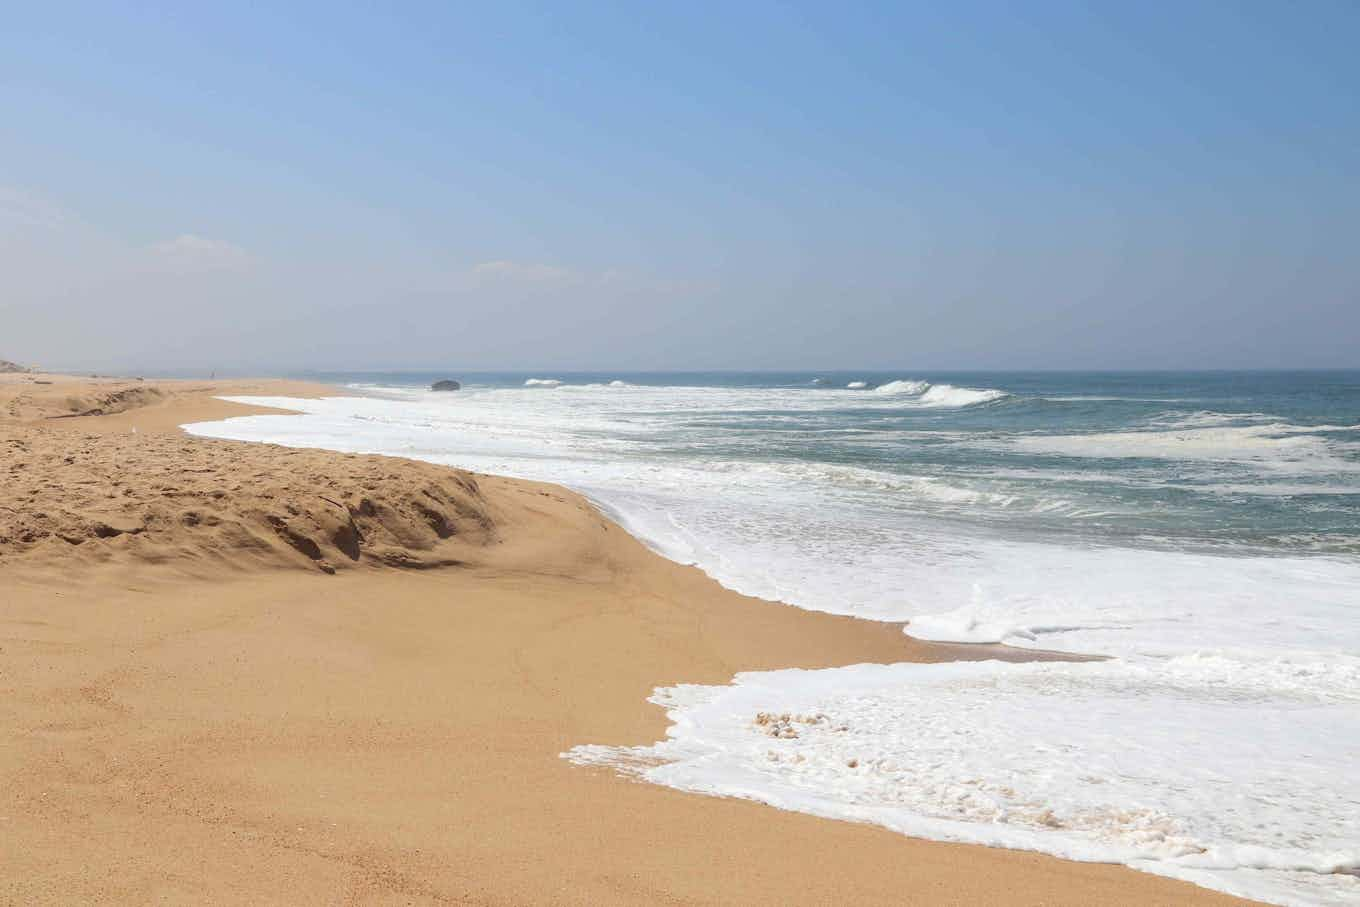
[4,421,500,574]
[0,374,1252,905]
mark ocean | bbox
[185,370,1360,906]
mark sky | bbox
[2,1,1358,372]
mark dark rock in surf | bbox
[431,380,461,392]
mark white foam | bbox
[1013,422,1360,470]
[1151,410,1280,428]
[847,380,868,389]
[524,377,563,387]
[871,378,931,395]
[566,659,1360,906]
[917,383,1009,407]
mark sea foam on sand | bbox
[566,658,1360,907]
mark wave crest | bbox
[871,379,1008,407]
[871,379,930,395]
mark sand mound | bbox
[1,427,499,574]
[1,375,504,575]
[53,384,165,417]
[2,376,166,421]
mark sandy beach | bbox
[0,374,1255,905]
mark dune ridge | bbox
[2,373,511,575]
[3,428,499,574]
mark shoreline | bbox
[0,374,1252,904]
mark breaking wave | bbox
[871,379,931,395]
[871,378,1009,407]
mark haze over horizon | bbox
[3,2,1357,372]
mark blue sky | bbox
[2,1,1357,370]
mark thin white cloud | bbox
[471,259,575,283]
[0,185,67,229]
[461,259,705,300]
[147,234,251,272]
